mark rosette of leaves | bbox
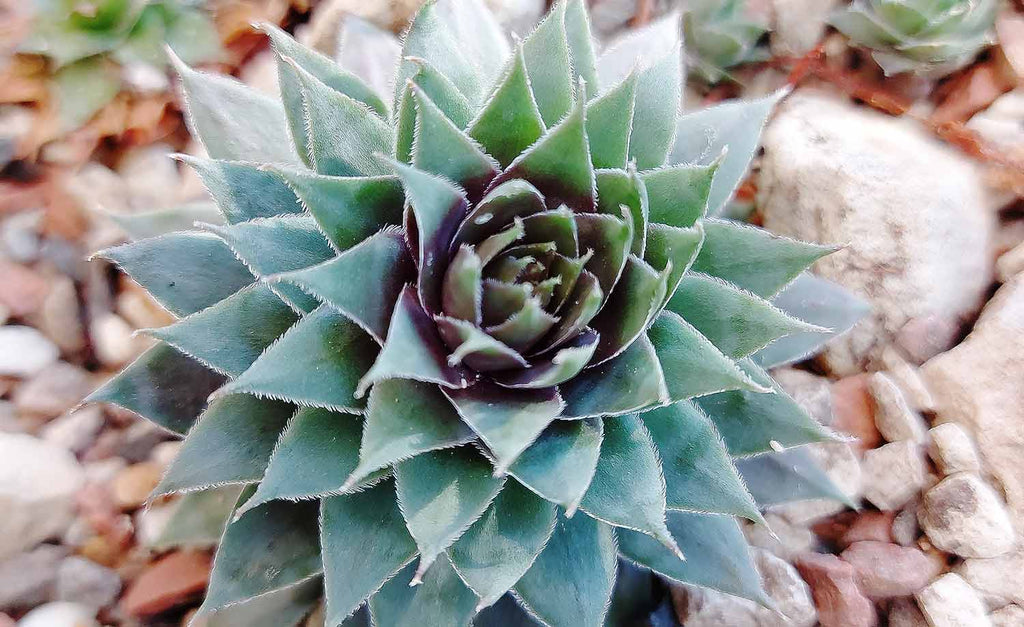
[20,0,222,129]
[830,0,998,76]
[88,1,864,625]
[683,0,769,84]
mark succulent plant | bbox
[830,0,998,76]
[89,1,864,625]
[683,0,769,84]
[20,0,222,128]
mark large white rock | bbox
[861,440,927,511]
[923,275,1024,530]
[919,473,1015,559]
[759,92,993,374]
[0,326,59,378]
[957,549,1024,609]
[916,573,992,627]
[0,434,85,560]
[16,601,99,627]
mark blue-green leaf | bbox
[396,1,486,107]
[152,485,244,549]
[641,162,718,228]
[176,156,301,224]
[560,335,669,419]
[564,0,598,89]
[106,202,224,240]
[469,47,546,169]
[508,419,603,513]
[597,11,681,87]
[204,577,322,627]
[736,446,857,508]
[628,50,682,171]
[585,72,637,170]
[369,557,478,627]
[522,0,574,126]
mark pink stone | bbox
[795,552,878,627]
[841,541,945,598]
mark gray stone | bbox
[117,420,170,463]
[957,550,1024,609]
[12,362,93,418]
[16,601,99,627]
[0,326,59,378]
[24,276,84,354]
[920,473,1015,558]
[916,573,992,627]
[0,545,67,610]
[892,500,921,546]
[744,513,816,561]
[41,407,104,455]
[773,441,861,524]
[55,556,121,610]
[990,605,1024,627]
[760,92,993,374]
[0,434,84,560]
[772,368,834,426]
[929,423,982,475]
[868,373,928,443]
[878,348,935,412]
[861,440,927,511]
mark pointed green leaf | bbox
[407,57,474,127]
[667,273,824,358]
[411,85,499,200]
[618,510,766,604]
[446,383,564,474]
[269,167,404,252]
[204,577,322,627]
[628,50,682,170]
[442,246,483,324]
[643,402,761,521]
[542,271,603,351]
[509,419,603,512]
[585,73,637,170]
[692,220,836,298]
[434,0,510,80]
[514,512,617,627]
[641,162,717,228]
[449,480,557,609]
[580,414,679,554]
[221,306,378,413]
[644,222,705,307]
[473,594,537,626]
[589,255,667,364]
[273,228,415,343]
[152,485,245,550]
[155,395,293,496]
[595,168,648,256]
[561,335,668,418]
[288,58,392,177]
[564,0,599,89]
[648,310,764,402]
[597,11,681,87]
[453,180,546,254]
[146,284,298,377]
[485,297,558,354]
[347,378,475,489]
[522,0,573,126]
[396,1,485,107]
[106,202,224,240]
[170,52,298,164]
[322,480,418,625]
[489,88,595,212]
[395,446,506,581]
[201,499,321,613]
[357,287,473,398]
[53,57,119,131]
[521,208,578,257]
[240,408,365,515]
[176,157,301,224]
[86,343,224,435]
[95,232,254,318]
[494,329,598,389]
[736,446,856,508]
[696,359,836,456]
[575,212,631,298]
[202,216,335,312]
[468,47,546,169]
[669,91,785,215]
[394,84,416,164]
[436,317,529,372]
[481,280,531,326]
[370,557,477,627]
[752,273,869,369]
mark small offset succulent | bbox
[20,0,222,128]
[683,0,769,84]
[830,0,998,76]
[90,1,864,625]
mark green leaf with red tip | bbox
[442,246,483,324]
[485,298,559,354]
[268,167,404,252]
[586,72,637,170]
[155,395,294,496]
[628,50,682,170]
[396,1,486,108]
[509,419,603,512]
[199,499,322,614]
[395,446,506,581]
[692,219,836,298]
[641,162,718,228]
[170,54,298,164]
[543,270,603,350]
[348,378,474,489]
[220,305,377,413]
[436,317,529,372]
[643,401,762,521]
[522,0,574,127]
[446,383,564,473]
[453,180,546,252]
[370,558,478,627]
[564,0,599,88]
[644,222,705,309]
[514,512,617,627]
[575,212,631,299]
[201,216,335,313]
[411,85,499,201]
[647,310,764,403]
[667,273,824,358]
[580,414,680,555]
[521,208,578,257]
[288,59,393,177]
[618,510,767,605]
[589,255,668,364]
[736,446,857,508]
[596,168,648,256]
[469,47,547,169]
[496,328,598,388]
[176,157,301,224]
[273,228,414,343]
[560,334,668,419]
[449,480,557,609]
[697,359,837,456]
[86,343,224,435]
[489,87,595,212]
[322,480,418,626]
[146,284,298,377]
[357,287,473,398]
